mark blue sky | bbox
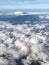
[0,0,49,9]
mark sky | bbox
[0,0,49,9]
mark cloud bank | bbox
[0,21,49,65]
[1,11,49,16]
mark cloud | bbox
[0,20,49,65]
[1,11,49,16]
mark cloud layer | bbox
[0,21,49,65]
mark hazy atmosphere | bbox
[0,0,49,9]
[0,0,49,65]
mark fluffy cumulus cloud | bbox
[0,21,49,65]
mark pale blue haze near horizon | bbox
[0,0,49,9]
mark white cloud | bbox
[0,21,49,65]
[1,12,49,16]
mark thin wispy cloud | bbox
[0,0,49,9]
[0,0,49,2]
